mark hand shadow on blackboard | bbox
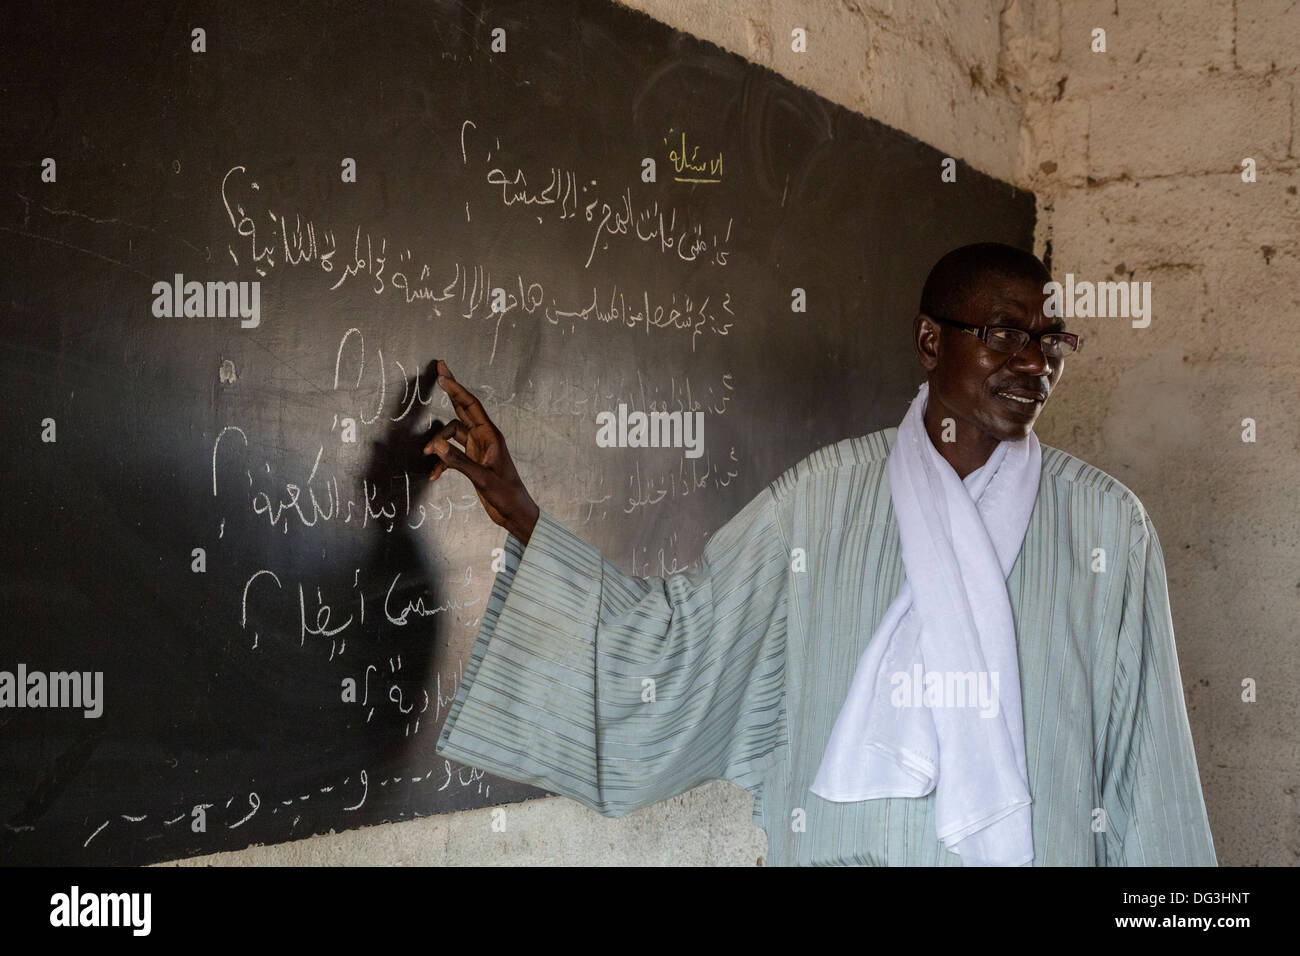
[358,362,451,763]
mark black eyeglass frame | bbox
[923,313,1082,357]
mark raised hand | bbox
[424,359,540,545]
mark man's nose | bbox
[1009,337,1054,374]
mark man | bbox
[427,243,1217,866]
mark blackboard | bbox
[0,0,1034,864]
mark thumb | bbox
[429,436,494,489]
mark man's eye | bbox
[987,328,1020,343]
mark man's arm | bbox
[436,485,791,817]
[1099,510,1217,865]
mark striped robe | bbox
[435,426,1217,866]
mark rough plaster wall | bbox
[167,0,1294,867]
[1005,0,1300,866]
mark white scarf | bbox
[810,381,1041,866]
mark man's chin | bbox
[986,418,1036,442]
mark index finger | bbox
[435,359,492,430]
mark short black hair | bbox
[919,242,1052,321]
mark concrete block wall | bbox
[1010,0,1300,867]
[167,0,1297,866]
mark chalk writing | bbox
[222,164,736,351]
[461,119,733,266]
[213,428,481,535]
[239,565,480,656]
[666,128,724,183]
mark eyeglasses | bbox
[925,313,1081,359]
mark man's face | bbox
[916,272,1064,443]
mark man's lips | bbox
[994,385,1048,410]
[995,385,1048,401]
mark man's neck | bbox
[921,399,997,481]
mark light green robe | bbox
[436,427,1217,866]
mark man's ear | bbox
[914,313,941,373]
